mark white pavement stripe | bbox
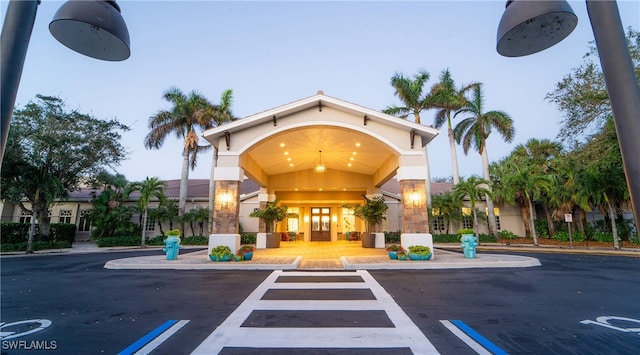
[134,320,189,355]
[191,270,440,354]
[267,282,370,289]
[440,320,492,355]
[254,299,383,310]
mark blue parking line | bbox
[118,320,178,355]
[450,320,508,355]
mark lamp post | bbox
[497,0,640,235]
[0,0,130,167]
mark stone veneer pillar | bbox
[211,180,240,234]
[400,179,429,233]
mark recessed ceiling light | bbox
[295,188,298,191]
[284,151,289,155]
[280,143,285,147]
[355,143,361,147]
[319,188,323,191]
[350,157,354,161]
[352,152,357,155]
[287,157,291,161]
[347,163,352,167]
[289,163,294,167]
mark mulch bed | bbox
[497,237,639,249]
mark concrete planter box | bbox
[266,232,280,248]
[374,233,385,249]
[256,232,267,249]
[401,233,434,260]
[208,234,241,259]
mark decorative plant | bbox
[237,245,255,256]
[385,244,404,252]
[249,199,288,233]
[166,229,181,237]
[458,228,475,236]
[350,195,388,233]
[408,245,432,255]
[396,250,408,260]
[210,245,233,259]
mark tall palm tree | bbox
[429,69,478,185]
[452,176,492,236]
[454,84,514,237]
[383,69,431,124]
[145,87,211,218]
[383,69,433,205]
[195,89,235,232]
[127,177,166,246]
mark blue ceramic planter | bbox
[388,251,398,259]
[243,252,253,260]
[408,253,432,260]
[209,255,232,262]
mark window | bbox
[19,210,32,224]
[145,210,156,231]
[431,216,445,231]
[342,207,355,232]
[78,210,91,232]
[461,207,473,229]
[287,207,299,232]
[58,209,72,224]
[486,208,501,231]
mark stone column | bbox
[400,179,429,233]
[211,180,240,234]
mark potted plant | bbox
[385,244,404,259]
[237,245,255,260]
[249,199,288,248]
[407,245,432,260]
[350,195,388,248]
[396,249,408,260]
[209,245,234,262]
[458,228,478,258]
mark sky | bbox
[3,0,639,183]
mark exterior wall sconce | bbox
[219,190,233,209]
[332,215,337,223]
[303,215,309,223]
[410,189,421,208]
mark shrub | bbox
[534,219,549,238]
[553,231,586,242]
[457,228,475,235]
[210,245,233,259]
[478,234,497,243]
[50,223,77,244]
[385,244,404,252]
[96,236,140,247]
[593,232,615,243]
[181,235,208,245]
[432,234,459,243]
[146,237,165,246]
[0,222,30,244]
[498,230,519,240]
[0,241,71,252]
[384,231,401,243]
[241,233,256,245]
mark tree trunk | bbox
[606,198,620,250]
[545,207,556,237]
[208,146,218,234]
[481,147,497,236]
[529,198,538,246]
[519,203,531,238]
[141,208,148,246]
[448,125,460,185]
[575,208,585,234]
[179,147,190,232]
[27,207,38,254]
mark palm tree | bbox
[511,138,563,237]
[127,177,166,246]
[431,191,462,234]
[429,69,478,185]
[383,69,431,124]
[144,87,211,218]
[195,89,235,232]
[452,176,492,236]
[152,196,179,236]
[383,69,433,205]
[502,165,553,246]
[454,84,514,237]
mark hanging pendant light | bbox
[315,150,325,173]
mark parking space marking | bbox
[442,320,507,355]
[118,319,189,355]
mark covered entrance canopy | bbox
[203,91,439,245]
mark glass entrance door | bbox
[310,207,331,241]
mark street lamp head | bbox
[497,0,578,57]
[49,0,130,61]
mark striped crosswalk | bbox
[191,270,440,354]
